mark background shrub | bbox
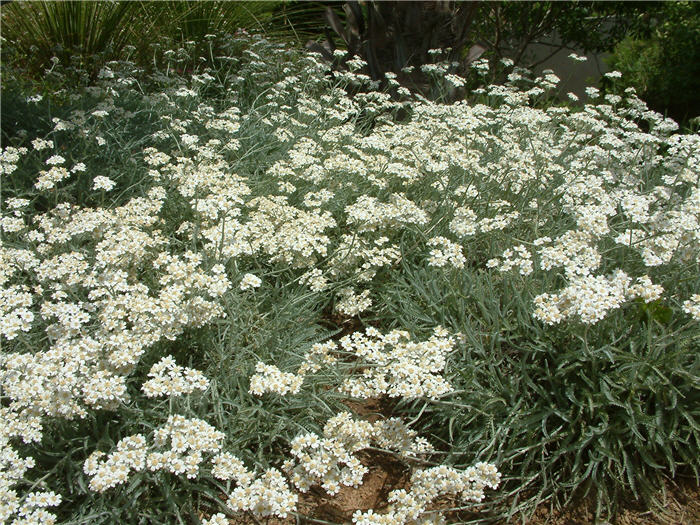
[606,1,700,125]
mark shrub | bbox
[606,2,700,125]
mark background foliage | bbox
[606,1,700,125]
[3,0,700,121]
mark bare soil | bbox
[523,478,700,525]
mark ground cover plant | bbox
[1,32,699,525]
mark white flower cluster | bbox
[683,294,700,320]
[0,284,34,340]
[338,327,454,400]
[533,270,635,325]
[249,327,454,400]
[1,429,62,525]
[539,231,601,277]
[84,434,147,492]
[204,194,336,266]
[427,236,466,269]
[627,275,664,303]
[353,463,500,525]
[487,244,533,275]
[210,452,254,484]
[1,146,28,176]
[239,273,262,291]
[6,28,700,522]
[345,194,429,232]
[471,58,490,74]
[201,513,228,525]
[604,70,623,79]
[585,86,600,98]
[92,176,116,191]
[328,235,402,283]
[249,341,337,396]
[371,418,435,458]
[249,362,304,396]
[210,451,298,519]
[226,468,298,519]
[444,74,466,88]
[3,234,229,426]
[141,355,209,397]
[35,166,71,190]
[284,412,371,495]
[613,186,700,267]
[335,287,373,317]
[85,416,225,492]
[0,214,24,234]
[283,412,435,496]
[1,489,61,525]
[568,53,588,62]
[300,268,328,292]
[303,189,334,208]
[31,139,53,151]
[449,206,478,238]
[148,415,224,478]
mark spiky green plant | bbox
[1,1,139,77]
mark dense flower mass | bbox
[1,29,697,525]
[141,356,209,397]
[337,327,455,399]
[249,327,455,399]
[353,463,501,525]
[283,411,438,497]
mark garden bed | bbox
[1,33,698,525]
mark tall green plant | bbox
[1,0,139,77]
[1,1,328,82]
[141,1,277,43]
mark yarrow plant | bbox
[353,463,501,525]
[0,27,697,525]
[141,356,209,398]
[249,327,455,400]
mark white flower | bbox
[627,276,663,303]
[444,74,466,88]
[335,288,372,316]
[142,356,209,398]
[568,53,588,62]
[427,236,465,269]
[682,295,700,320]
[180,133,199,148]
[239,273,262,291]
[45,155,65,165]
[202,513,229,525]
[585,86,600,98]
[227,468,297,518]
[32,138,53,151]
[92,176,116,191]
[249,363,303,396]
